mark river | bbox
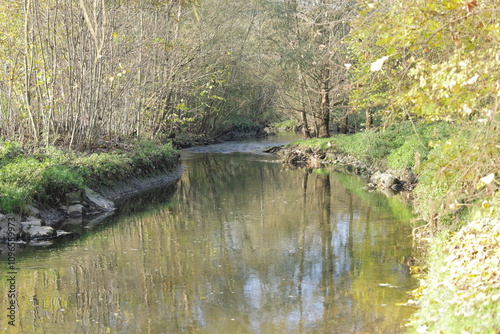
[0,135,417,333]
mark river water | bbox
[1,135,417,333]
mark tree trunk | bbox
[365,108,373,129]
[339,107,349,134]
[301,110,312,138]
[24,0,39,145]
[317,81,330,138]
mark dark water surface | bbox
[1,136,417,333]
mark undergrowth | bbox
[222,115,260,131]
[290,121,454,170]
[408,217,500,333]
[0,141,178,214]
[272,119,299,131]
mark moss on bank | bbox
[281,121,500,333]
[0,140,179,214]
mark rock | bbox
[56,230,73,237]
[371,172,400,189]
[61,204,85,218]
[85,188,115,212]
[26,216,42,223]
[20,220,42,228]
[26,204,41,217]
[371,171,382,181]
[39,208,68,227]
[23,226,56,239]
[263,145,283,154]
[65,191,84,204]
[0,214,21,241]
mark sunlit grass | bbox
[288,121,455,168]
[0,141,178,214]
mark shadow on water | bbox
[0,142,418,334]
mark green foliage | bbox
[413,121,499,221]
[386,121,454,170]
[349,0,500,123]
[222,115,260,132]
[386,137,423,170]
[293,120,498,223]
[75,142,177,188]
[272,119,299,131]
[0,141,178,213]
[336,129,400,160]
[0,141,24,163]
[0,156,83,212]
[41,164,85,198]
[306,122,454,166]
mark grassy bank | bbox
[0,140,179,214]
[284,120,499,333]
[408,217,500,333]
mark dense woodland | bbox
[0,0,499,149]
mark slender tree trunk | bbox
[301,110,311,138]
[365,107,373,129]
[23,0,39,145]
[339,107,349,134]
[317,80,330,138]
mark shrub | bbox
[222,115,259,131]
[272,119,299,131]
[386,137,423,170]
[413,124,498,222]
[0,141,23,163]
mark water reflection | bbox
[0,152,416,333]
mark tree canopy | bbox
[0,0,498,149]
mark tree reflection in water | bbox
[0,153,416,333]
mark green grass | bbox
[0,141,178,214]
[289,121,455,168]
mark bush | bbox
[222,115,260,131]
[0,156,86,211]
[0,141,23,163]
[40,164,85,202]
[413,123,498,221]
[386,137,423,169]
[272,119,299,131]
